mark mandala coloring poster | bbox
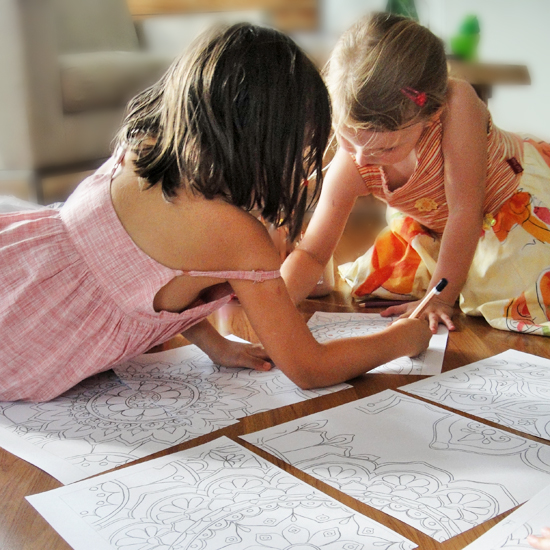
[241,390,550,542]
[0,340,349,484]
[401,349,550,440]
[27,436,417,550]
[307,312,448,375]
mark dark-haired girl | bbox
[0,23,430,401]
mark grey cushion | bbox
[60,51,171,113]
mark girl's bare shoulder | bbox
[176,196,281,271]
[444,78,488,118]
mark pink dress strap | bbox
[183,269,281,283]
[110,147,126,178]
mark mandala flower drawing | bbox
[437,492,494,523]
[16,370,247,448]
[0,342,349,483]
[27,438,416,550]
[242,390,550,542]
[369,474,432,499]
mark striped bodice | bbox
[356,116,525,234]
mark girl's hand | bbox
[527,527,550,550]
[389,317,433,357]
[208,340,273,372]
[381,298,455,333]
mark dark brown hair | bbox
[326,12,448,131]
[115,23,331,240]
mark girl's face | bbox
[336,121,428,166]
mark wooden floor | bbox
[1,210,550,550]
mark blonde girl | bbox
[282,12,550,336]
[0,23,431,402]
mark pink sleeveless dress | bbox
[0,155,280,402]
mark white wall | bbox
[322,0,384,37]
[319,0,550,140]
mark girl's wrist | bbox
[431,296,456,309]
[430,284,460,308]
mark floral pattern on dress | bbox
[415,197,439,212]
[342,135,550,336]
[355,217,425,297]
[492,191,550,244]
[504,269,550,335]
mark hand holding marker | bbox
[409,278,448,319]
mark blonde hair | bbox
[325,12,447,132]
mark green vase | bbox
[385,0,419,21]
[450,15,480,61]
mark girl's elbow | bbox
[280,359,331,390]
[293,376,319,391]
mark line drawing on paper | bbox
[307,312,448,375]
[27,436,417,550]
[401,349,550,441]
[241,390,550,542]
[115,342,349,417]
[0,341,349,483]
[463,483,550,549]
[494,525,536,549]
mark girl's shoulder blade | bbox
[110,149,280,272]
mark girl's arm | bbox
[233,266,432,389]
[281,147,367,303]
[168,169,430,389]
[383,79,488,333]
[227,216,432,389]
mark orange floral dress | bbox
[339,118,550,336]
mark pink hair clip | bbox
[401,87,427,107]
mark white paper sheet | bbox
[27,436,417,550]
[241,389,550,542]
[401,349,550,441]
[307,312,448,375]
[0,340,349,484]
[114,339,350,417]
[463,483,550,549]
